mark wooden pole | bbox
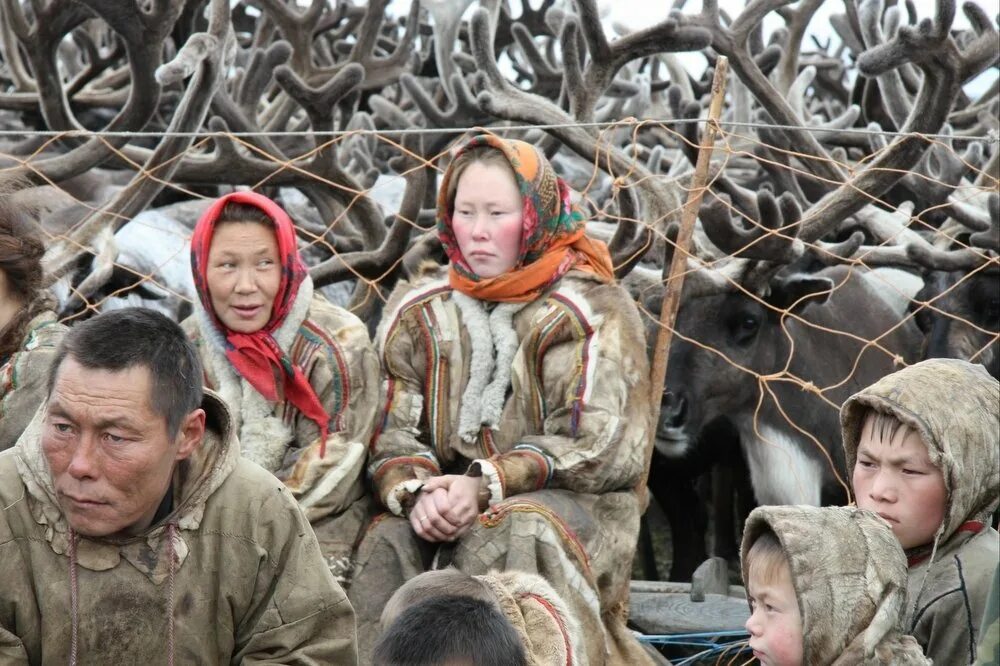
[639,57,729,507]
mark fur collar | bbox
[451,293,527,444]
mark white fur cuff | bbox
[471,459,504,507]
[386,478,426,517]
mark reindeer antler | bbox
[700,189,805,263]
[43,0,233,282]
[566,0,711,122]
[683,0,850,187]
[0,0,187,188]
[797,0,975,244]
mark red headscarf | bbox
[437,134,614,302]
[191,191,330,456]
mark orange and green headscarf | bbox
[437,134,614,302]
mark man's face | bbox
[745,559,803,666]
[853,415,947,550]
[42,358,202,538]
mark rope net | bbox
[1,4,997,648]
[9,118,996,506]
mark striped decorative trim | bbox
[378,284,451,352]
[517,592,574,666]
[416,304,449,457]
[525,307,565,428]
[479,427,498,457]
[512,443,555,489]
[370,376,396,448]
[479,498,592,576]
[370,454,441,485]
[295,320,350,432]
[547,293,597,437]
[375,282,452,448]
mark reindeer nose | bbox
[661,390,688,429]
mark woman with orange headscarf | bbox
[351,135,654,665]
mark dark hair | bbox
[381,568,495,629]
[0,196,51,359]
[863,409,913,446]
[373,595,528,666]
[216,201,275,228]
[47,308,204,438]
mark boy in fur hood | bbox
[741,505,930,665]
[375,567,584,666]
[842,358,999,665]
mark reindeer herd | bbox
[0,0,996,580]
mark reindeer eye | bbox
[731,313,760,345]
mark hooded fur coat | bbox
[351,265,653,665]
[183,277,380,585]
[742,505,931,665]
[0,391,357,664]
[842,359,1000,665]
[0,310,66,451]
[477,570,587,666]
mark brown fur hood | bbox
[841,358,1000,543]
[741,505,930,665]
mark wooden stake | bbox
[639,57,729,507]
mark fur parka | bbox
[0,310,66,451]
[0,391,357,664]
[183,277,380,585]
[352,265,653,665]
[741,505,930,665]
[842,359,1000,665]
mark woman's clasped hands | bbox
[409,474,487,542]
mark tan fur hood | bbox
[741,505,930,665]
[841,358,1000,543]
[477,570,585,666]
[13,390,240,582]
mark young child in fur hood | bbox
[374,567,584,666]
[841,358,1000,665]
[741,505,930,666]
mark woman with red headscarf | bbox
[351,135,655,665]
[183,191,380,586]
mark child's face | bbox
[853,415,947,549]
[745,560,803,666]
[451,161,523,278]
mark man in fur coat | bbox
[0,308,357,664]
